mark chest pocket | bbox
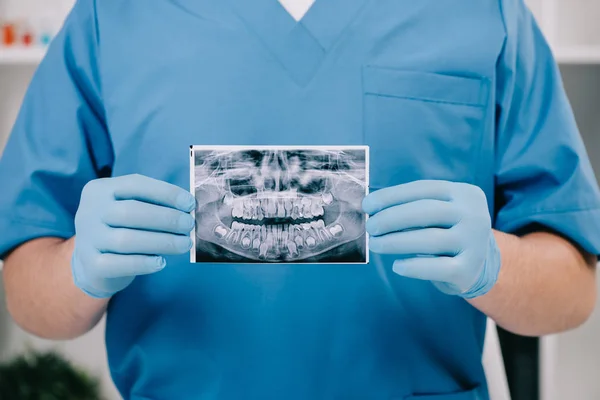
[362,66,490,190]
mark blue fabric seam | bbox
[91,0,106,109]
[363,92,485,108]
[496,0,508,41]
[92,0,101,47]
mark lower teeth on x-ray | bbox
[190,146,369,264]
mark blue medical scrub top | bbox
[2,0,600,399]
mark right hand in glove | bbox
[71,174,196,298]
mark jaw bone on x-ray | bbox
[190,146,369,264]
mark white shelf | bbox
[0,46,47,65]
[556,46,600,64]
[2,46,599,66]
[3,48,598,67]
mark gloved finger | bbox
[392,256,457,283]
[94,253,167,278]
[366,200,458,236]
[369,228,459,256]
[111,174,196,213]
[103,200,195,234]
[98,227,193,255]
[362,180,453,215]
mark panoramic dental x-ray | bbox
[190,146,369,264]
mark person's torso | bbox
[95,1,506,398]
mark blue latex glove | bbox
[71,174,196,298]
[362,180,501,299]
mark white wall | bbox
[0,66,34,138]
[0,64,120,400]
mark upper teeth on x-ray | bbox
[190,146,369,264]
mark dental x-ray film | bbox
[190,145,369,264]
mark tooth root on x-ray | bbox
[294,235,304,249]
[193,147,367,263]
[287,241,299,257]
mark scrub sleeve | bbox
[494,0,600,255]
[0,0,112,259]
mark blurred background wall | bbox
[1,1,599,399]
[0,1,135,398]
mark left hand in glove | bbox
[362,180,501,299]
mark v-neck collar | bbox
[228,0,369,86]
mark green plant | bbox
[0,349,103,400]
